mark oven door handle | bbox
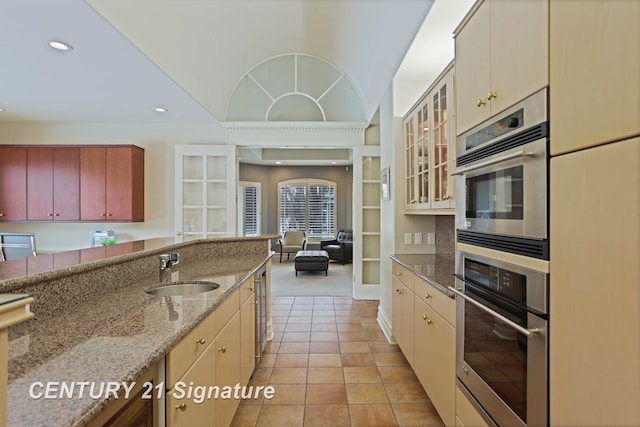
[448,286,540,337]
[451,150,535,176]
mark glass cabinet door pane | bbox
[207,156,227,180]
[207,182,227,206]
[183,156,203,180]
[207,208,227,233]
[183,182,203,206]
[363,209,380,232]
[183,208,203,232]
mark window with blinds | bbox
[278,179,336,239]
[238,182,261,236]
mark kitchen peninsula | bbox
[0,236,273,426]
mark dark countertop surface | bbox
[3,237,272,427]
[390,254,456,297]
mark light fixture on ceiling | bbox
[275,161,282,165]
[332,162,337,165]
[48,40,73,51]
[154,107,168,113]
[0,108,4,112]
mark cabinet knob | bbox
[248,286,254,291]
[395,288,404,294]
[252,300,259,305]
[217,345,227,353]
[100,213,106,217]
[106,213,112,217]
[476,98,487,107]
[195,338,206,345]
[54,213,59,217]
[487,91,497,100]
[48,213,54,217]
[0,213,4,217]
[425,293,432,299]
[396,271,402,277]
[175,403,187,412]
[423,315,433,325]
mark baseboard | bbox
[377,308,395,344]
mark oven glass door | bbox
[466,166,523,220]
[463,282,529,422]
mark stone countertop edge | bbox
[5,237,274,427]
[0,236,277,293]
[390,254,456,298]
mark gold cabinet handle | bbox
[175,403,187,412]
[443,194,454,200]
[48,213,54,217]
[217,345,227,353]
[476,98,486,107]
[106,213,112,217]
[252,300,259,305]
[195,338,206,344]
[54,213,59,217]
[487,91,497,100]
[396,288,404,294]
[0,213,4,217]
[425,293,432,299]
[248,286,254,291]
[423,315,433,325]
[396,271,402,277]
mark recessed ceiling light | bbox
[332,162,337,165]
[0,108,4,112]
[154,107,168,113]
[49,40,73,51]
[275,161,282,165]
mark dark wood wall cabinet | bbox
[0,145,144,222]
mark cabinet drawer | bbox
[392,262,415,291]
[415,276,455,327]
[166,311,215,388]
[214,289,240,336]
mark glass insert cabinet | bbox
[175,145,237,240]
[403,60,456,213]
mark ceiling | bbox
[0,0,474,163]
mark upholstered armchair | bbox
[278,231,307,262]
[320,229,353,264]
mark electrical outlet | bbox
[404,233,413,245]
[427,232,436,245]
[414,232,423,245]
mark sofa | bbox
[320,230,353,264]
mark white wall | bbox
[0,121,226,252]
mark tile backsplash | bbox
[435,215,455,259]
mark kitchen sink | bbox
[146,281,220,296]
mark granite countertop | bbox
[390,254,456,297]
[4,238,272,426]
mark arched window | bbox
[278,178,336,240]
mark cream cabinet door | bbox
[240,285,256,386]
[550,0,640,154]
[489,0,548,116]
[550,138,640,426]
[392,277,414,366]
[215,312,241,427]
[175,145,237,240]
[166,344,216,427]
[454,0,490,135]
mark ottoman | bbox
[294,250,329,276]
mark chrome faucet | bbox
[159,253,180,283]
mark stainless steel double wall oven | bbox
[452,89,550,426]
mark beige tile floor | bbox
[230,296,445,427]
